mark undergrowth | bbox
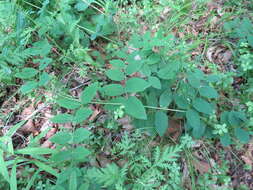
[0,0,252,189]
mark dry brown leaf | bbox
[19,104,37,134]
[242,140,253,166]
[89,108,101,121]
[193,160,211,174]
[167,119,182,140]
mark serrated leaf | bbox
[26,40,52,56]
[155,111,169,136]
[56,97,81,110]
[102,84,124,96]
[159,90,172,107]
[234,128,250,143]
[220,134,232,147]
[193,98,213,115]
[20,81,38,94]
[199,86,218,98]
[72,128,91,144]
[51,114,73,123]
[80,82,98,104]
[39,72,51,86]
[105,69,125,81]
[71,147,91,160]
[51,147,90,162]
[125,78,150,93]
[50,132,71,144]
[186,109,200,128]
[149,76,161,89]
[15,68,38,79]
[73,108,92,124]
[124,96,147,120]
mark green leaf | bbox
[220,134,232,147]
[10,163,17,190]
[16,147,56,155]
[105,69,125,81]
[186,109,200,128]
[192,121,206,139]
[109,59,125,69]
[69,170,77,190]
[72,147,91,160]
[39,72,51,86]
[51,114,73,124]
[20,81,38,94]
[199,86,218,98]
[174,95,189,109]
[50,132,71,144]
[102,84,124,96]
[80,82,99,104]
[51,150,72,162]
[155,111,169,136]
[125,78,150,93]
[187,74,201,88]
[15,68,38,79]
[193,98,213,115]
[234,128,250,143]
[228,111,246,126]
[0,150,9,182]
[72,128,91,144]
[56,97,81,110]
[26,40,52,56]
[124,96,147,120]
[149,76,161,89]
[73,108,92,124]
[33,161,58,177]
[157,62,180,79]
[205,74,220,82]
[126,61,143,75]
[159,90,172,107]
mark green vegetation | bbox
[0,0,252,189]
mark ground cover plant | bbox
[0,0,252,189]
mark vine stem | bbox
[91,101,186,112]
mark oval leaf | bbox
[234,128,250,143]
[105,69,125,81]
[199,86,218,98]
[155,111,169,136]
[124,96,147,120]
[186,109,200,128]
[50,132,72,145]
[15,68,38,79]
[125,78,150,93]
[102,84,124,96]
[149,76,161,89]
[51,114,73,124]
[193,98,213,115]
[56,97,81,110]
[80,82,98,104]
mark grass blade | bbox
[10,162,17,190]
[0,150,10,182]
